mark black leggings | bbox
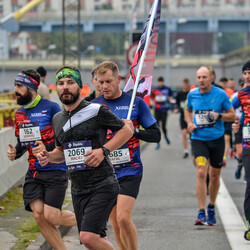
[242,149,250,227]
[155,110,168,137]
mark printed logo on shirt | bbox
[31,112,47,117]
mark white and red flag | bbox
[124,0,161,119]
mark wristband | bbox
[218,113,222,120]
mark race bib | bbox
[155,95,167,103]
[109,144,131,169]
[63,140,93,172]
[243,123,250,142]
[19,122,41,146]
[180,101,185,109]
[195,110,215,128]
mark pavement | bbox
[1,113,250,249]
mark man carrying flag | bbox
[92,61,160,249]
[93,0,161,248]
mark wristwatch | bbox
[102,146,110,157]
[218,113,222,120]
[134,127,140,137]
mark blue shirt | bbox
[15,99,67,172]
[92,92,156,178]
[187,85,232,141]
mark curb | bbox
[27,142,150,250]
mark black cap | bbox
[36,66,47,77]
[242,60,250,72]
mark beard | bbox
[59,88,81,105]
[15,90,33,105]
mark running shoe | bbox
[230,149,236,158]
[183,153,189,159]
[165,136,171,145]
[244,230,250,241]
[155,143,160,150]
[207,206,216,226]
[235,164,243,179]
[194,209,207,225]
[222,159,226,167]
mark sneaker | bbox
[155,143,160,150]
[207,206,216,226]
[183,153,189,159]
[194,209,207,225]
[230,149,236,158]
[244,230,250,241]
[165,136,171,145]
[222,159,226,167]
[235,165,243,179]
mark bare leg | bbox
[44,204,77,226]
[109,205,127,250]
[30,198,66,250]
[182,128,188,151]
[80,231,115,250]
[209,167,221,205]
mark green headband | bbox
[56,68,82,89]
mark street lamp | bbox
[0,44,6,89]
[82,45,95,73]
[165,6,187,86]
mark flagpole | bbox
[126,0,159,120]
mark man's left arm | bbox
[210,107,236,122]
[133,122,161,143]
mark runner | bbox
[92,61,161,250]
[231,78,245,179]
[7,69,76,250]
[185,66,235,226]
[151,76,173,149]
[232,60,250,240]
[174,78,190,158]
[85,66,102,101]
[36,65,133,249]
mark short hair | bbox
[22,69,40,83]
[219,77,228,82]
[96,61,119,77]
[197,66,213,76]
[36,66,47,77]
[56,65,81,75]
[238,78,245,86]
[158,76,164,82]
[91,66,97,79]
[182,78,190,84]
[229,78,235,81]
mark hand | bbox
[84,148,104,167]
[36,150,49,166]
[173,109,179,114]
[32,141,46,155]
[7,144,16,161]
[232,120,240,133]
[209,110,219,120]
[187,122,197,133]
[122,119,134,134]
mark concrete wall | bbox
[0,127,28,198]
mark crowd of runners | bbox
[5,59,250,249]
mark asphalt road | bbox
[61,113,250,250]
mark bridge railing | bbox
[16,6,250,22]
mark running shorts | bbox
[180,115,187,130]
[191,136,225,169]
[234,130,243,144]
[224,121,233,135]
[23,170,68,212]
[72,182,119,238]
[118,175,142,199]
